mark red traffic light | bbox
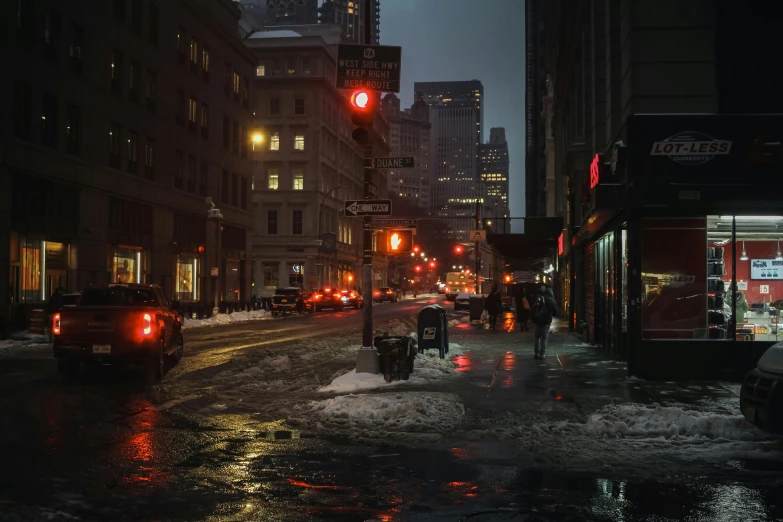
[413,245,421,253]
[415,265,422,272]
[351,90,370,109]
[454,245,464,254]
[429,261,436,268]
[197,245,205,254]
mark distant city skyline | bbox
[381,0,526,231]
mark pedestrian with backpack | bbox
[530,285,559,359]
[484,286,503,330]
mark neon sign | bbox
[590,154,600,189]
[558,232,564,256]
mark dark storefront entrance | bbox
[574,114,783,381]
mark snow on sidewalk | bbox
[182,309,272,329]
[300,392,465,437]
[0,332,51,359]
[318,341,464,393]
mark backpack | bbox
[531,295,548,322]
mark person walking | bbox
[515,288,531,331]
[530,285,559,359]
[484,286,503,330]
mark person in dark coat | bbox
[530,285,559,359]
[484,286,503,330]
[514,288,531,331]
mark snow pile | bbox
[0,332,51,358]
[318,342,465,393]
[304,392,465,434]
[182,309,271,329]
[584,404,773,442]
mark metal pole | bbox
[213,213,221,316]
[475,201,481,294]
[361,151,373,348]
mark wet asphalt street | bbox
[2,297,783,521]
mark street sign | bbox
[373,156,414,169]
[336,44,402,93]
[367,181,377,198]
[469,229,487,241]
[344,199,392,217]
[373,218,417,228]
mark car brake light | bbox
[142,313,152,335]
[53,313,61,335]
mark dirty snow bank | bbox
[304,392,465,434]
[318,342,465,393]
[584,404,773,442]
[0,332,50,358]
[182,309,272,329]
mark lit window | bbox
[188,97,197,123]
[233,71,239,93]
[256,65,265,76]
[190,37,198,64]
[293,169,303,190]
[294,133,304,150]
[270,132,279,151]
[202,47,210,72]
[268,169,279,190]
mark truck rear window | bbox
[80,287,159,307]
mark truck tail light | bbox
[53,313,61,336]
[142,313,152,335]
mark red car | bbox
[340,289,364,309]
[52,284,183,381]
[313,288,344,311]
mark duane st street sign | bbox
[336,44,402,93]
[344,199,392,217]
[373,157,414,169]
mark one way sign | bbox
[344,199,392,217]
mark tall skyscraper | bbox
[525,0,547,217]
[380,94,431,209]
[414,80,484,241]
[479,128,510,233]
[319,0,380,44]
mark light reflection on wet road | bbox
[1,297,782,520]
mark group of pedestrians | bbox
[483,284,559,359]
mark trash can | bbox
[417,304,449,359]
[374,334,415,382]
[469,295,485,323]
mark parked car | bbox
[271,287,313,316]
[373,287,397,303]
[454,292,471,311]
[52,284,183,381]
[340,289,364,309]
[313,288,344,311]
[740,341,783,434]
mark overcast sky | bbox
[380,0,527,230]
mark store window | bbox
[641,218,707,340]
[113,246,144,283]
[263,263,278,291]
[288,262,304,287]
[20,238,42,302]
[714,215,783,342]
[225,260,240,302]
[175,256,198,301]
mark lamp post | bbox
[316,184,347,289]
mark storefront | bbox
[576,114,783,380]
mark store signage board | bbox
[751,259,783,280]
[589,154,601,189]
[738,281,749,291]
[374,157,414,169]
[650,131,732,166]
[336,44,402,93]
[344,199,392,216]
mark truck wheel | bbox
[57,359,80,379]
[171,333,184,363]
[147,340,165,383]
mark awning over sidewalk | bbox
[488,218,562,272]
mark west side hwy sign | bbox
[336,44,402,93]
[344,199,392,217]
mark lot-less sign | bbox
[337,44,401,93]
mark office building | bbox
[1,0,256,331]
[380,94,431,209]
[525,0,547,218]
[246,27,390,298]
[319,0,380,44]
[414,80,484,241]
[479,128,510,234]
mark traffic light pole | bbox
[356,145,379,373]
